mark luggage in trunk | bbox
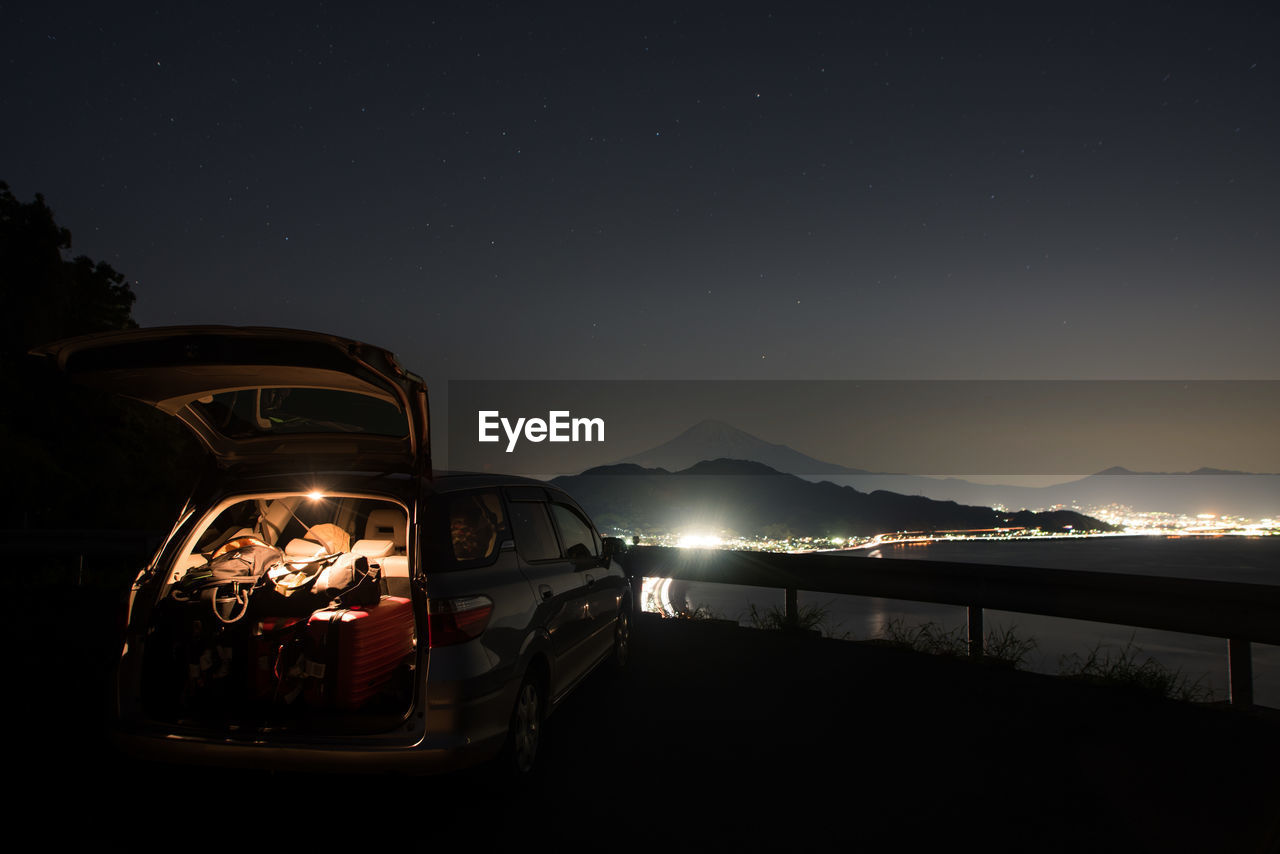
[252,616,307,702]
[306,597,415,710]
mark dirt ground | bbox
[11,593,1280,852]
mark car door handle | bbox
[538,583,553,601]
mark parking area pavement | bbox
[543,614,1280,850]
[13,602,1280,851]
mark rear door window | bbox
[550,504,598,560]
[508,500,561,562]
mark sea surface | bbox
[641,535,1280,707]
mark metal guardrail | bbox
[622,545,1280,705]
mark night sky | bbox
[4,3,1278,468]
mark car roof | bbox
[180,468,582,508]
[428,470,561,493]
[427,472,589,512]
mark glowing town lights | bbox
[614,506,1279,554]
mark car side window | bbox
[551,504,598,560]
[508,500,561,562]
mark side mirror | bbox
[600,536,627,567]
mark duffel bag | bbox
[314,554,381,608]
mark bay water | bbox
[642,535,1280,707]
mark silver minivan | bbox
[35,325,632,775]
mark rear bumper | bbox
[115,725,507,775]
[115,677,520,775]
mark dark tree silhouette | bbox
[0,182,137,361]
[1,181,200,536]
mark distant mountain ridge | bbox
[1094,466,1255,476]
[554,458,1113,537]
[612,422,1280,517]
[618,419,869,475]
[823,470,1280,518]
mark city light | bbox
[676,533,724,549]
[606,504,1277,555]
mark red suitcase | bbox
[306,596,416,710]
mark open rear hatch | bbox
[31,325,430,473]
[32,327,428,742]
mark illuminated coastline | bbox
[610,506,1279,555]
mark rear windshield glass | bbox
[192,388,408,439]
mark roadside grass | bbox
[877,617,967,656]
[876,617,1037,670]
[984,623,1039,669]
[1057,635,1215,703]
[746,600,852,639]
[874,619,1214,702]
[656,598,1216,704]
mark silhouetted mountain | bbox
[681,458,781,476]
[1035,469,1280,517]
[618,421,1280,518]
[554,459,1114,537]
[582,463,672,476]
[809,470,1280,518]
[617,419,869,475]
[1095,466,1253,477]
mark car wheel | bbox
[505,675,543,776]
[611,605,631,671]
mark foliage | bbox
[0,181,202,531]
[1057,636,1214,703]
[982,623,1039,669]
[877,617,1037,669]
[746,599,851,639]
[0,181,137,360]
[878,617,969,656]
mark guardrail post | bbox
[784,587,798,630]
[1228,638,1253,705]
[968,605,984,659]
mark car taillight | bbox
[426,595,493,647]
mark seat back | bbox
[363,509,406,549]
[362,508,409,597]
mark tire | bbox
[503,674,544,777]
[611,603,632,671]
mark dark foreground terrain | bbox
[12,587,1280,852]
